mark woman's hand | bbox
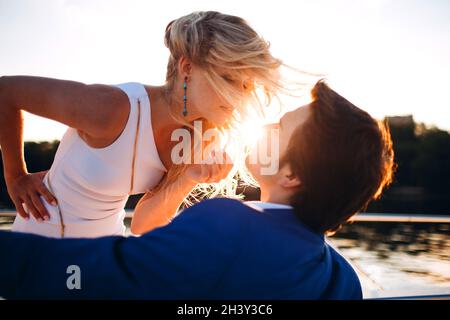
[185,150,233,184]
[6,170,57,222]
[132,150,233,235]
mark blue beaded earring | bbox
[183,76,188,117]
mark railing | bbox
[350,213,450,223]
[2,211,450,222]
[371,294,450,300]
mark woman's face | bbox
[187,66,247,128]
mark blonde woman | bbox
[0,11,284,238]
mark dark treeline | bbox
[366,116,450,214]
[387,116,450,190]
[1,115,449,214]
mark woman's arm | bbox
[131,173,198,234]
[0,75,129,221]
[131,151,233,234]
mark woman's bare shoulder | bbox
[77,84,131,147]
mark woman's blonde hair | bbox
[164,11,283,115]
[150,11,306,209]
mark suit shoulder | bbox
[178,198,254,226]
[188,198,253,215]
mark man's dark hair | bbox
[283,80,395,234]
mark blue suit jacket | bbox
[0,198,362,299]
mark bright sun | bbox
[240,119,264,147]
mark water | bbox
[1,214,449,299]
[330,222,450,298]
[0,216,14,232]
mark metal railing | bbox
[2,211,450,223]
[371,294,450,300]
[350,213,450,223]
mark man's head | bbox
[246,80,395,234]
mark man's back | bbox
[183,199,362,299]
[0,198,362,299]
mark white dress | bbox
[12,83,167,238]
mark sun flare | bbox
[240,119,265,147]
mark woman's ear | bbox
[178,56,192,77]
[278,165,301,189]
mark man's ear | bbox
[178,56,192,78]
[278,165,301,189]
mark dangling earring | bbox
[183,76,188,117]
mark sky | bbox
[1,0,449,141]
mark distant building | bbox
[386,115,414,127]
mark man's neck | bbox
[260,188,292,206]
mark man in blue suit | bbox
[0,81,394,299]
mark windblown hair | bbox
[164,11,284,117]
[282,80,395,235]
[150,11,295,207]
